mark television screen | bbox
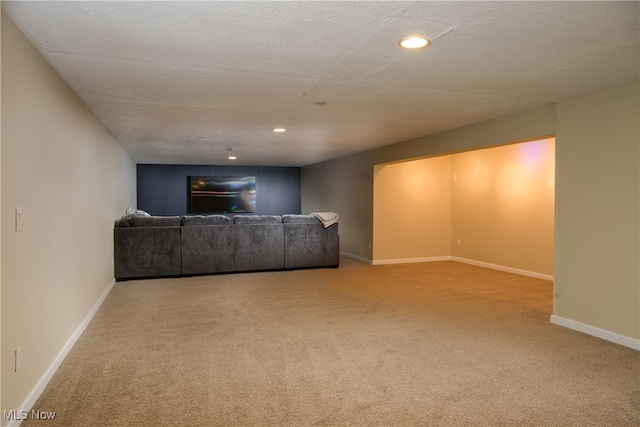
[189,176,256,213]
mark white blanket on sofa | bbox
[310,212,339,228]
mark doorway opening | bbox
[372,137,555,280]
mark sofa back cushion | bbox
[232,215,282,225]
[117,215,134,227]
[282,214,320,225]
[181,215,232,226]
[130,216,182,227]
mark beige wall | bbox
[302,83,639,343]
[554,82,639,340]
[1,9,4,413]
[1,12,136,419]
[451,139,555,275]
[373,156,452,262]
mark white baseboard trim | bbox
[550,315,640,351]
[342,253,554,281]
[372,256,452,265]
[340,251,372,264]
[451,257,553,281]
[7,279,116,427]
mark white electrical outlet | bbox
[15,347,22,372]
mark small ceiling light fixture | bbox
[272,128,286,132]
[314,100,327,106]
[399,36,430,49]
[228,156,237,160]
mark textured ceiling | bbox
[3,1,639,166]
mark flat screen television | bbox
[188,176,256,213]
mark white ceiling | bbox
[3,1,639,166]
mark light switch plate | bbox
[16,207,23,231]
[15,347,22,372]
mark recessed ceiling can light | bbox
[314,100,327,106]
[228,156,237,160]
[272,128,286,132]
[399,36,430,49]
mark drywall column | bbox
[553,82,640,347]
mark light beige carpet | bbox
[24,259,639,426]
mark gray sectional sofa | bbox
[114,214,339,280]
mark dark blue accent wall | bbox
[137,164,301,216]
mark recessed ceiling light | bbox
[228,156,237,160]
[399,36,430,49]
[314,100,327,106]
[272,128,286,132]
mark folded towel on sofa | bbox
[310,212,339,228]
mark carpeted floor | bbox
[24,259,640,426]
